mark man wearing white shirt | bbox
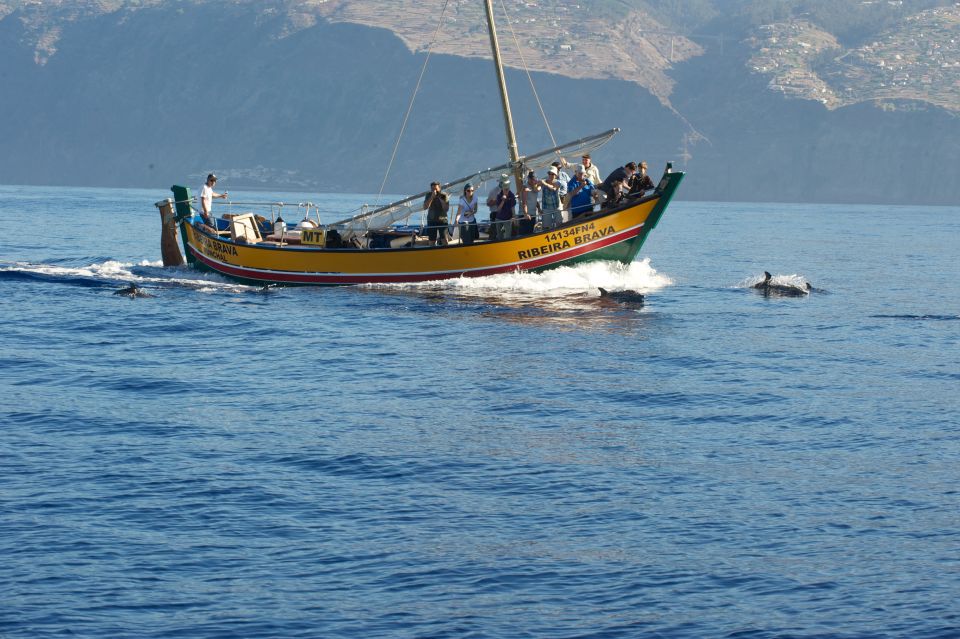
[581,153,601,186]
[199,173,228,227]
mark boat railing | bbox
[174,175,665,248]
[173,195,370,230]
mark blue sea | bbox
[1,185,958,638]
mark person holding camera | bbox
[600,161,637,209]
[629,161,655,196]
[456,183,480,245]
[566,164,598,219]
[520,170,541,236]
[540,166,564,230]
[489,176,517,240]
[423,181,450,246]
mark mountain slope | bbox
[746,7,960,112]
[0,0,958,204]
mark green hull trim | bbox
[533,169,684,271]
[171,185,198,265]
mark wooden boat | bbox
[159,1,684,286]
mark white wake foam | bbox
[2,259,253,294]
[372,259,672,297]
[4,258,672,299]
[2,259,133,280]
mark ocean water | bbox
[1,185,958,638]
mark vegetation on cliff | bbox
[3,0,957,112]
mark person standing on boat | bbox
[491,176,516,240]
[486,173,509,234]
[551,161,571,222]
[423,181,450,246]
[456,183,479,246]
[567,165,597,219]
[540,166,563,230]
[629,161,655,196]
[600,162,637,209]
[581,153,601,187]
[199,173,228,228]
[519,170,541,236]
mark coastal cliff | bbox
[0,0,957,204]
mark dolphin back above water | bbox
[752,271,813,297]
[598,287,645,305]
[114,284,153,298]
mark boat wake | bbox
[0,259,253,294]
[370,258,672,297]
[358,259,671,323]
[0,258,672,315]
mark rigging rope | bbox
[330,128,619,231]
[374,0,453,207]
[497,0,559,151]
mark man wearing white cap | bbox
[551,160,571,222]
[540,166,564,230]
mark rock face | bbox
[0,0,958,205]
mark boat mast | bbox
[483,0,523,189]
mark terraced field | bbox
[747,6,960,112]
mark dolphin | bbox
[751,271,774,289]
[752,271,812,297]
[114,284,153,298]
[598,287,645,305]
